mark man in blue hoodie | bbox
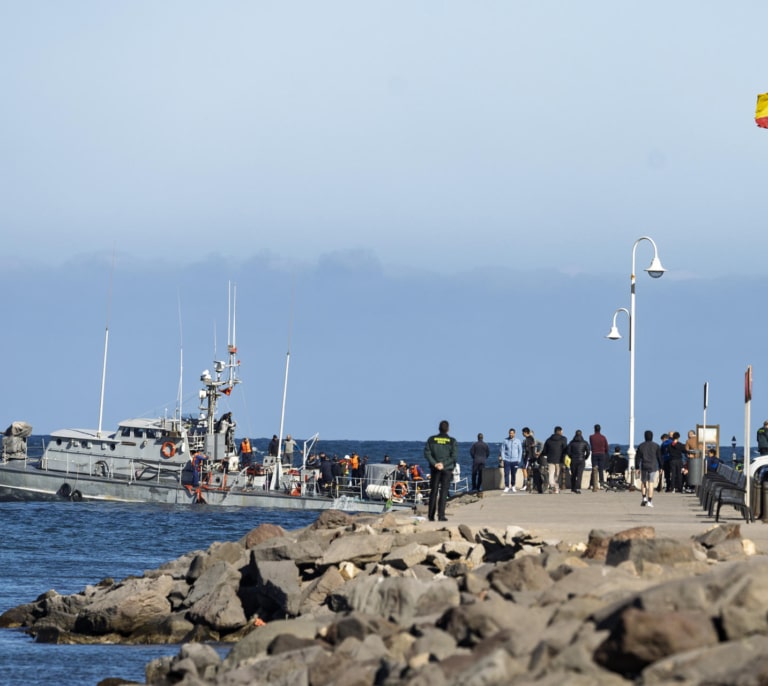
[500,428,523,493]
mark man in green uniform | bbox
[424,419,458,522]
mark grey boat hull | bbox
[0,461,412,514]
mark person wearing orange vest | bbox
[239,437,253,468]
[348,452,360,484]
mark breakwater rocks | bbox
[4,511,768,685]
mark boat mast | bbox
[272,287,294,490]
[97,254,115,438]
[200,283,241,447]
[177,294,184,427]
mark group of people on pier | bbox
[468,424,712,500]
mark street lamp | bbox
[606,236,666,465]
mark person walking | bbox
[424,420,458,522]
[469,433,490,492]
[635,429,662,507]
[540,427,567,494]
[500,428,523,493]
[566,429,590,494]
[589,424,610,490]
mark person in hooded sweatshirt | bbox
[635,429,662,507]
[566,429,591,494]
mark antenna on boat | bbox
[176,292,184,425]
[275,282,295,473]
[97,252,116,438]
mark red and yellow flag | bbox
[756,93,768,128]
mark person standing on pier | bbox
[500,428,522,493]
[540,427,567,494]
[589,424,610,490]
[566,429,590,494]
[424,420,458,522]
[470,433,490,492]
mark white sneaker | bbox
[511,486,517,493]
[503,487,510,493]
[647,501,654,508]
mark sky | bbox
[1,2,767,447]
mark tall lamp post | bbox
[606,236,665,465]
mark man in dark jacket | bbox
[635,429,662,507]
[566,430,591,494]
[469,433,490,492]
[589,424,610,490]
[318,453,334,493]
[758,421,768,455]
[424,420,458,521]
[539,427,567,494]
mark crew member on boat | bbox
[239,437,253,468]
[409,463,425,481]
[318,453,334,493]
[216,412,236,454]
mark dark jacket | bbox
[758,426,768,452]
[635,440,662,471]
[524,435,538,466]
[424,432,458,470]
[567,437,590,462]
[319,458,334,485]
[470,440,490,465]
[667,440,687,462]
[540,433,567,465]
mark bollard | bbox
[752,479,763,521]
[762,480,768,523]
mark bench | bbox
[705,468,754,523]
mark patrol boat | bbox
[0,304,415,513]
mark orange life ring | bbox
[161,442,176,459]
[392,481,409,498]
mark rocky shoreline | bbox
[3,504,768,685]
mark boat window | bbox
[133,429,143,438]
[121,427,130,437]
[56,438,62,446]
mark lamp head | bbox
[606,325,622,340]
[645,256,666,279]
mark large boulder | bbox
[73,575,173,636]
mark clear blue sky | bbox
[1,3,767,445]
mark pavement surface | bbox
[431,484,768,552]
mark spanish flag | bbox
[756,93,768,128]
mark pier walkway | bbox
[437,485,768,551]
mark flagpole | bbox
[745,366,752,509]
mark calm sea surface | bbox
[0,437,742,685]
